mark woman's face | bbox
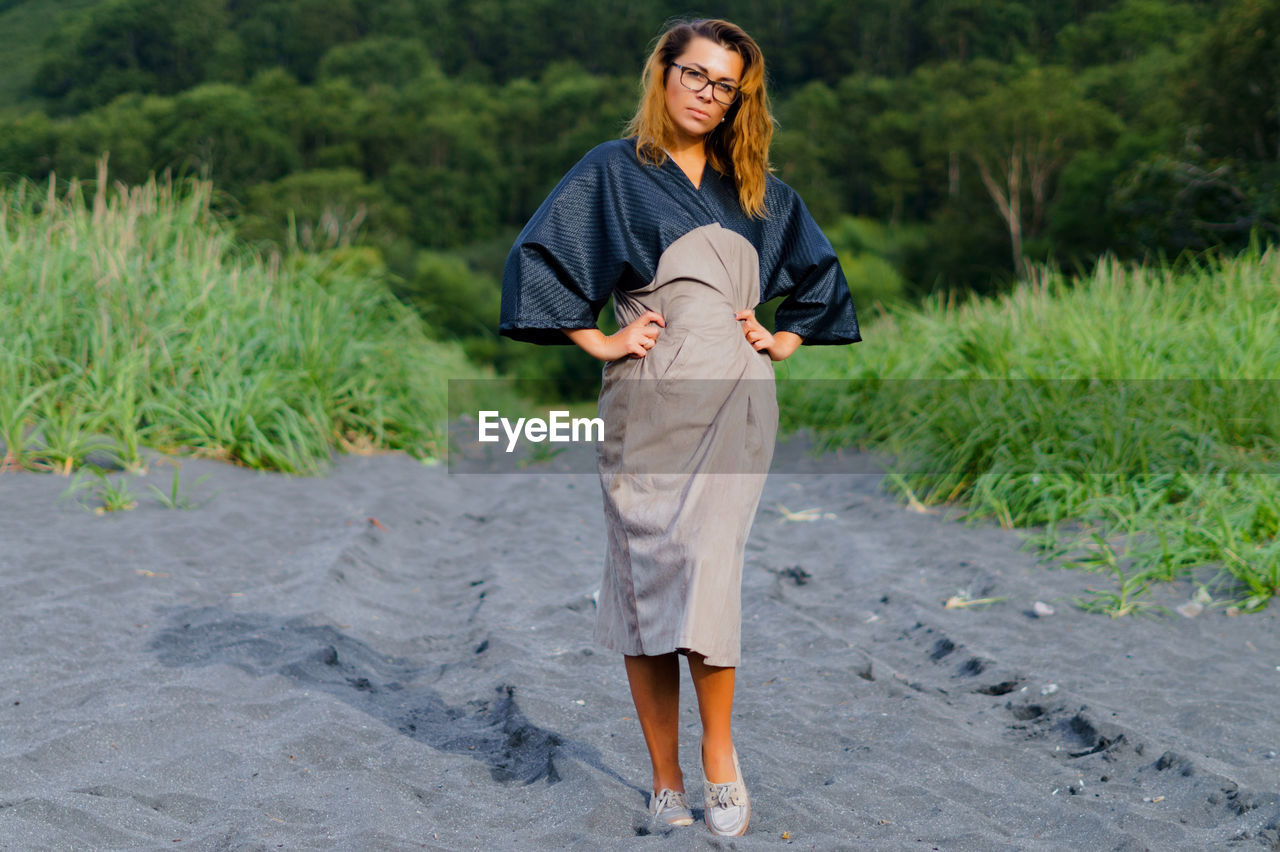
[663,36,743,146]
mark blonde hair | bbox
[624,19,773,218]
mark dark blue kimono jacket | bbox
[499,138,861,347]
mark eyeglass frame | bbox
[669,63,740,106]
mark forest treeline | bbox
[1,0,1277,397]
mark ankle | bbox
[700,738,736,784]
[701,734,733,757]
[653,770,685,794]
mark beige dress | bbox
[592,223,778,667]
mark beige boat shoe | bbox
[649,787,694,827]
[702,748,750,836]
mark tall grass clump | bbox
[781,248,1280,612]
[0,157,490,475]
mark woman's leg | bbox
[624,652,684,792]
[687,652,736,783]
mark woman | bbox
[499,18,860,836]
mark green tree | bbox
[950,65,1120,275]
[1184,0,1280,162]
[384,75,502,247]
[773,80,848,223]
[490,63,636,224]
[32,0,229,111]
[229,0,365,83]
[396,250,501,339]
[1099,0,1280,255]
[921,0,1035,63]
[247,68,366,172]
[0,110,58,178]
[1057,0,1201,67]
[239,168,411,251]
[317,37,433,89]
[152,83,298,193]
[52,92,167,185]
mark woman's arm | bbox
[735,310,804,361]
[563,310,666,361]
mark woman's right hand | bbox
[610,311,666,359]
[564,311,665,361]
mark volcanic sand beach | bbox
[2,435,1279,850]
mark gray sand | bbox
[2,440,1278,850]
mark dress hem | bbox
[592,632,740,668]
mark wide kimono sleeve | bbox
[761,181,862,346]
[499,143,632,345]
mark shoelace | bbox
[653,789,688,814]
[709,781,746,808]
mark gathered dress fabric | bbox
[500,139,860,667]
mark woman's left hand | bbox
[735,310,803,361]
[735,309,774,352]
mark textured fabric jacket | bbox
[499,138,861,347]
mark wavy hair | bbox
[624,19,773,218]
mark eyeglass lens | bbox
[678,67,737,105]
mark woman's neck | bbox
[664,143,708,188]
[665,130,707,160]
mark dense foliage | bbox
[781,247,1280,612]
[0,163,494,474]
[1,0,1276,399]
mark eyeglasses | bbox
[670,63,740,106]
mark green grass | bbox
[146,462,217,509]
[781,249,1280,613]
[0,156,499,475]
[59,466,138,513]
